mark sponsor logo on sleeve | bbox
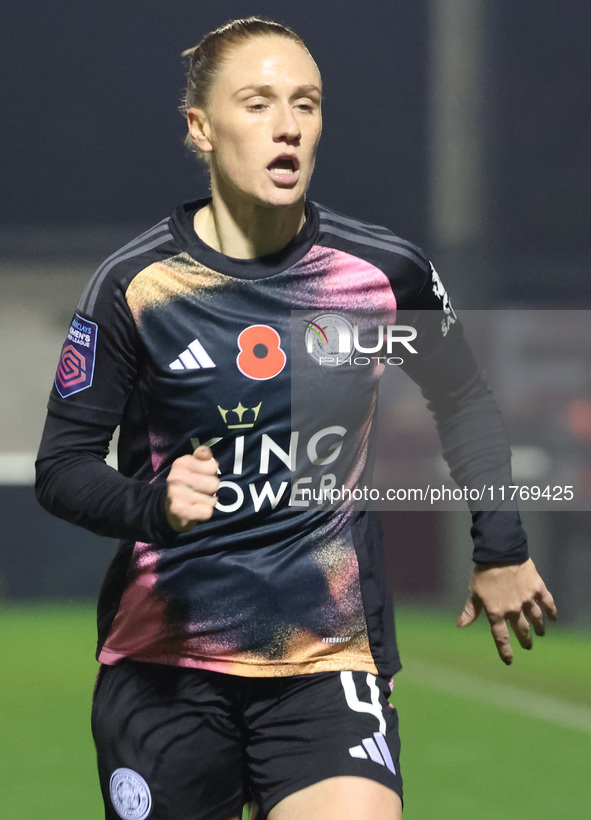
[55,313,98,398]
[430,263,457,336]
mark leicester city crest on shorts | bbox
[109,768,152,820]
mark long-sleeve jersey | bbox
[36,199,528,678]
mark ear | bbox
[187,108,213,154]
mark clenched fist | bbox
[165,446,220,532]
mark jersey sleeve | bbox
[47,271,138,425]
[35,265,176,543]
[397,260,529,566]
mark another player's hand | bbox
[165,446,220,532]
[455,558,557,665]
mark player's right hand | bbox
[165,446,220,532]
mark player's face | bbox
[189,36,322,210]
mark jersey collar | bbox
[171,197,319,279]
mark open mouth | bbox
[267,155,300,185]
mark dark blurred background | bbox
[1,1,590,622]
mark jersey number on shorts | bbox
[340,671,387,735]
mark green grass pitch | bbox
[1,603,589,818]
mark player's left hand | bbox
[455,558,557,665]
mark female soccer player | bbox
[36,17,556,820]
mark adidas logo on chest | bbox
[169,338,215,371]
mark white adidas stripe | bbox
[374,731,397,773]
[363,736,384,764]
[349,732,396,774]
[188,338,215,367]
[169,338,216,371]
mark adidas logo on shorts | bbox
[349,731,396,774]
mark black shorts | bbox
[92,660,403,820]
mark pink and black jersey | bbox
[36,199,528,678]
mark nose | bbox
[273,103,301,142]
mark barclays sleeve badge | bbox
[55,313,98,398]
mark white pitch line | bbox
[0,453,36,485]
[0,450,118,485]
[401,659,591,734]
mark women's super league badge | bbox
[55,313,98,398]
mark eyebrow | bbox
[233,83,322,99]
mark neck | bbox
[193,182,306,259]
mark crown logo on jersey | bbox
[217,401,262,429]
